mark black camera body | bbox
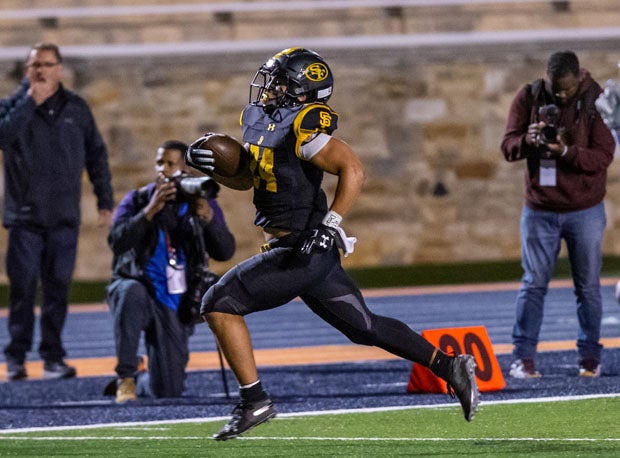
[167,174,219,202]
[538,104,560,145]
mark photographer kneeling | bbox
[106,140,235,403]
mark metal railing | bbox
[1,26,619,62]
[0,0,614,62]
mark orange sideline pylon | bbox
[407,326,505,393]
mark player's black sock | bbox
[240,380,269,403]
[429,350,453,381]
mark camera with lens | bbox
[166,174,220,202]
[538,104,560,145]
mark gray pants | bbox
[107,279,191,398]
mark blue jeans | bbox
[107,279,192,398]
[512,203,606,362]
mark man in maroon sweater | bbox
[501,50,615,379]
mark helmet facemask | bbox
[250,68,300,111]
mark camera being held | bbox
[165,173,220,202]
[537,104,560,145]
[148,141,221,222]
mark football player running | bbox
[186,47,480,440]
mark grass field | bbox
[0,395,618,457]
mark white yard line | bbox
[0,392,618,435]
[0,436,618,442]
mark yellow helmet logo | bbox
[305,63,329,82]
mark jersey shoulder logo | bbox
[295,104,339,135]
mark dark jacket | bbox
[0,80,114,228]
[501,69,615,212]
[108,182,235,291]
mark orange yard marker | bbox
[408,326,506,393]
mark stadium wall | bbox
[1,1,620,281]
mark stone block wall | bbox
[1,1,620,281]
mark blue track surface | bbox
[0,282,619,430]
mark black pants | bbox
[4,225,78,364]
[202,245,436,366]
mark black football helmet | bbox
[250,47,334,110]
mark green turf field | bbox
[0,395,617,457]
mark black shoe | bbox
[43,360,77,380]
[7,363,27,381]
[214,398,276,441]
[446,354,480,422]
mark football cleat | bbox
[214,398,276,441]
[446,354,480,421]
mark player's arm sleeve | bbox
[299,132,332,160]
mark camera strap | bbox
[165,231,179,266]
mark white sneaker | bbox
[509,359,541,379]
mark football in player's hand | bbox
[196,133,248,178]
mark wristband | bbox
[322,210,342,229]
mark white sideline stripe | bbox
[248,437,619,442]
[0,436,618,442]
[0,392,618,435]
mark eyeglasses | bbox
[26,62,60,69]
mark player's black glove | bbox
[299,224,337,256]
[186,135,215,175]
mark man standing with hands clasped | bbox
[0,43,114,381]
[501,50,615,379]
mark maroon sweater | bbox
[501,70,615,212]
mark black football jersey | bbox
[240,103,339,231]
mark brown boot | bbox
[115,377,137,404]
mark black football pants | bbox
[202,244,436,366]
